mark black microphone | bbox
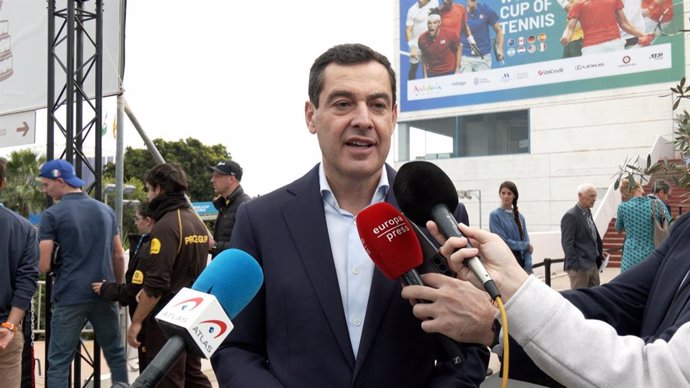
[131,249,264,388]
[393,161,500,300]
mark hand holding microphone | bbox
[393,161,500,300]
[430,223,528,302]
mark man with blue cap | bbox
[37,159,128,387]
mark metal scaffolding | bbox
[46,1,104,387]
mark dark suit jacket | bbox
[560,205,602,271]
[211,164,489,388]
[509,212,690,386]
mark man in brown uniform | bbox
[127,163,212,388]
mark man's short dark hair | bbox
[653,179,670,194]
[0,157,6,181]
[308,43,397,109]
[144,163,188,194]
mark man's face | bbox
[442,0,453,11]
[145,183,162,201]
[40,178,65,201]
[305,61,397,185]
[210,172,235,196]
[428,18,441,35]
[657,190,670,202]
[467,0,477,11]
[578,188,597,209]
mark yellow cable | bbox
[495,296,510,388]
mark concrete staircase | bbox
[602,167,689,268]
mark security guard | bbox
[128,163,212,388]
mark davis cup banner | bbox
[399,0,685,113]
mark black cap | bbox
[210,160,243,181]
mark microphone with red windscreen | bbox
[356,202,466,366]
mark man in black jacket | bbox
[209,160,250,258]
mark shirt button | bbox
[352,266,360,275]
[353,318,362,326]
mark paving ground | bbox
[32,268,622,388]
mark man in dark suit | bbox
[560,183,607,289]
[210,43,489,387]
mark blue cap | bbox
[39,160,85,188]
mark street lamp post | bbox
[458,189,482,229]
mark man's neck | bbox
[327,174,382,215]
[221,184,239,199]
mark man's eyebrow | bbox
[324,90,392,105]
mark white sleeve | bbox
[505,276,690,388]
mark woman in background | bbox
[616,179,671,271]
[489,181,533,273]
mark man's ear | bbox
[305,101,317,134]
[0,177,6,191]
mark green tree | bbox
[616,78,690,196]
[0,149,46,217]
[105,138,230,201]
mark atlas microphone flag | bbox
[154,248,264,359]
[132,249,264,388]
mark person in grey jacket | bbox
[561,183,608,288]
[209,160,251,259]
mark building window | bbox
[396,110,529,161]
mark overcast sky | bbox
[119,1,397,196]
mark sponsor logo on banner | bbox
[507,38,516,47]
[618,55,636,67]
[527,35,536,44]
[412,83,442,97]
[539,43,547,52]
[517,46,526,55]
[528,45,537,54]
[538,33,547,42]
[575,63,605,71]
[538,67,563,76]
[451,80,467,86]
[649,52,664,60]
[518,36,525,45]
[500,73,511,82]
[507,47,517,57]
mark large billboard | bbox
[0,0,123,116]
[399,0,685,113]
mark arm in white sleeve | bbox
[505,276,690,388]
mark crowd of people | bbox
[2,41,690,388]
[0,155,250,387]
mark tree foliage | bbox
[105,138,230,201]
[616,78,690,199]
[0,149,45,217]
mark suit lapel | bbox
[352,167,400,380]
[281,168,356,368]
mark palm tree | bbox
[0,149,46,218]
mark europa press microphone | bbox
[393,161,500,300]
[128,248,264,388]
[356,202,466,366]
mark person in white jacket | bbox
[401,223,690,388]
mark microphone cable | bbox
[494,295,509,388]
